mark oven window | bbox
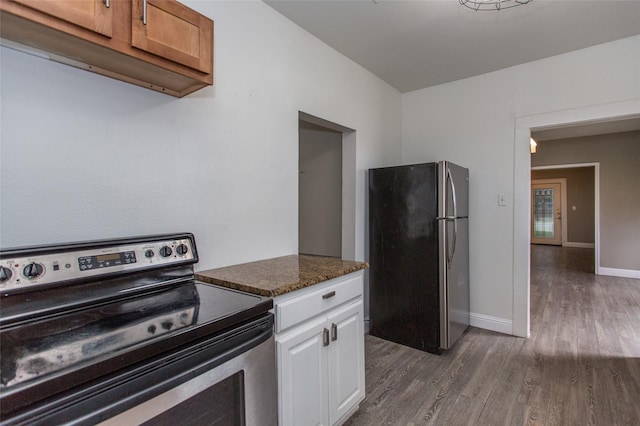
[140,372,245,426]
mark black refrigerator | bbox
[368,161,470,354]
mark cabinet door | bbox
[327,300,365,425]
[131,0,213,73]
[277,317,329,426]
[12,0,112,37]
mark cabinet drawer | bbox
[276,273,363,333]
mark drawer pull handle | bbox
[331,323,338,341]
[323,328,330,346]
[103,0,110,8]
[322,291,336,300]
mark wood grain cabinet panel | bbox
[12,0,113,37]
[0,0,213,97]
[132,0,212,74]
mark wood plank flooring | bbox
[345,245,640,425]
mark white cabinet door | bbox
[327,300,365,425]
[277,317,329,426]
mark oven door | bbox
[101,331,277,426]
[4,314,277,426]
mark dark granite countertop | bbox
[195,255,368,297]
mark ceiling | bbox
[532,117,640,141]
[265,0,640,93]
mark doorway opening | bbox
[298,112,356,260]
[513,104,640,338]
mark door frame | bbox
[530,178,567,245]
[512,98,640,338]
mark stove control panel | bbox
[0,234,197,294]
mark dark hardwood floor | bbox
[345,245,640,425]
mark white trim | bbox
[513,99,640,339]
[563,242,595,248]
[366,315,516,336]
[531,178,567,245]
[341,130,357,261]
[469,312,513,335]
[598,267,640,279]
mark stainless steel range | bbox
[0,233,277,425]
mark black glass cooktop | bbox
[0,281,272,403]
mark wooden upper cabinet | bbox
[131,0,212,74]
[12,0,113,38]
[0,0,213,97]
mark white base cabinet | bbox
[327,300,365,424]
[275,272,365,426]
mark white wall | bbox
[0,1,402,270]
[402,35,640,336]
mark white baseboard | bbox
[598,267,640,279]
[563,242,595,248]
[366,314,514,336]
[470,312,513,335]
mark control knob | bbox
[159,246,172,258]
[23,262,44,279]
[176,244,189,256]
[145,249,155,258]
[0,266,13,282]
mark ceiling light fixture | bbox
[459,0,532,11]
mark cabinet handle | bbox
[323,328,330,346]
[103,0,110,8]
[331,323,338,341]
[322,291,336,300]
[142,0,148,25]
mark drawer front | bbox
[276,273,363,333]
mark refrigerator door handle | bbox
[452,218,458,269]
[447,167,458,268]
[437,216,456,269]
[448,167,458,219]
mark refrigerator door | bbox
[438,161,470,349]
[369,163,441,354]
